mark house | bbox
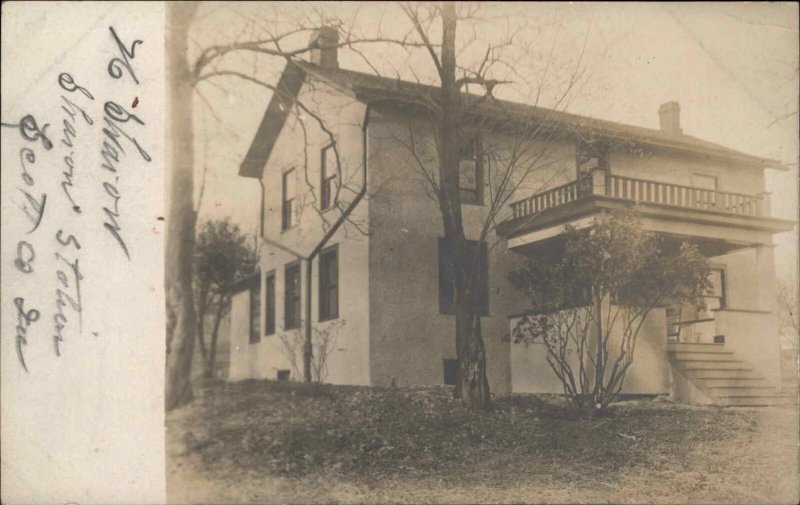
[228,28,794,406]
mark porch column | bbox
[756,192,771,217]
[754,244,778,313]
[591,168,607,196]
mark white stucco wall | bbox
[230,77,371,385]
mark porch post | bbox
[754,244,778,313]
[591,168,607,196]
[756,192,771,217]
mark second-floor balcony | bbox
[510,172,770,221]
[499,170,793,254]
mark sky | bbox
[188,1,799,282]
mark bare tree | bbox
[165,1,201,411]
[278,319,345,383]
[510,211,711,416]
[165,2,597,411]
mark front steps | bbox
[668,342,789,407]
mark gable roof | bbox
[240,61,785,178]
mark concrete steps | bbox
[683,369,763,380]
[667,342,783,407]
[697,378,768,388]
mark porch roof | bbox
[498,195,795,255]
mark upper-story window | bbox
[459,137,483,205]
[576,141,609,179]
[321,144,338,211]
[282,169,295,230]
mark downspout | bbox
[302,103,372,381]
[259,178,266,237]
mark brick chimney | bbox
[309,26,339,70]
[658,101,682,135]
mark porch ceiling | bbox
[499,196,795,254]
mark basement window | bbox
[277,369,291,381]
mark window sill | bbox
[280,224,296,234]
[438,311,491,318]
[319,315,339,323]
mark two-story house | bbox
[227,28,793,406]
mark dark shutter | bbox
[438,238,489,316]
[443,358,458,385]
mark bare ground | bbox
[166,379,799,504]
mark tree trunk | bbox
[196,285,210,366]
[206,296,227,378]
[165,1,199,411]
[439,2,491,411]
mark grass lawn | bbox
[167,379,799,504]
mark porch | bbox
[501,170,794,404]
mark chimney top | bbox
[658,101,682,136]
[309,26,339,70]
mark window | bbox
[704,268,726,310]
[264,271,276,335]
[319,246,339,321]
[443,358,458,386]
[249,284,260,344]
[459,137,483,205]
[438,238,489,315]
[277,369,291,381]
[666,307,682,340]
[691,174,718,210]
[284,262,301,329]
[320,145,337,210]
[576,141,609,177]
[281,169,295,230]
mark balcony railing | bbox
[510,172,769,220]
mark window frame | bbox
[284,261,301,330]
[576,140,610,180]
[705,266,727,311]
[249,283,261,344]
[318,244,339,322]
[281,168,295,231]
[320,144,338,211]
[264,270,276,336]
[458,136,484,205]
[438,237,490,316]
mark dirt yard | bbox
[166,379,799,504]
